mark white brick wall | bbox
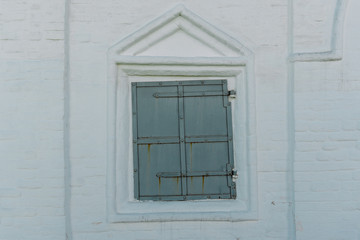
[1,0,359,239]
[293,1,360,239]
[0,0,66,239]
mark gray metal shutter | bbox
[132,80,236,201]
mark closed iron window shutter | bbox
[132,80,236,201]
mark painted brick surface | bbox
[293,1,360,240]
[1,0,359,240]
[0,0,66,239]
[70,0,285,239]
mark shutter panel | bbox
[183,82,235,199]
[132,80,236,201]
[133,84,183,200]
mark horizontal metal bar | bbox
[187,171,231,177]
[184,194,233,200]
[156,171,231,178]
[185,136,229,143]
[134,80,225,87]
[184,91,228,97]
[139,194,232,201]
[153,92,178,98]
[153,91,229,98]
[137,135,229,144]
[138,196,231,201]
[139,195,184,201]
[156,172,181,178]
[137,137,179,144]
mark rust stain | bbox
[176,176,180,192]
[190,143,193,170]
[147,144,151,163]
[158,177,161,194]
[190,176,193,185]
[202,176,205,193]
[146,144,151,179]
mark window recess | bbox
[131,80,237,201]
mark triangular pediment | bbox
[134,29,224,57]
[111,4,252,58]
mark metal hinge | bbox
[228,90,236,98]
[231,169,238,181]
[226,163,238,182]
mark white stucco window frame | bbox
[106,57,257,223]
[106,4,258,223]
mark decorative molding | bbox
[107,4,257,223]
[107,64,257,223]
[289,0,349,62]
[113,56,248,66]
[109,4,253,58]
[287,0,350,239]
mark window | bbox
[131,80,236,201]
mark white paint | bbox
[0,1,66,240]
[137,29,225,57]
[107,5,257,222]
[290,0,349,62]
[1,1,359,240]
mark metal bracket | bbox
[226,163,238,182]
[231,169,238,181]
[228,90,236,98]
